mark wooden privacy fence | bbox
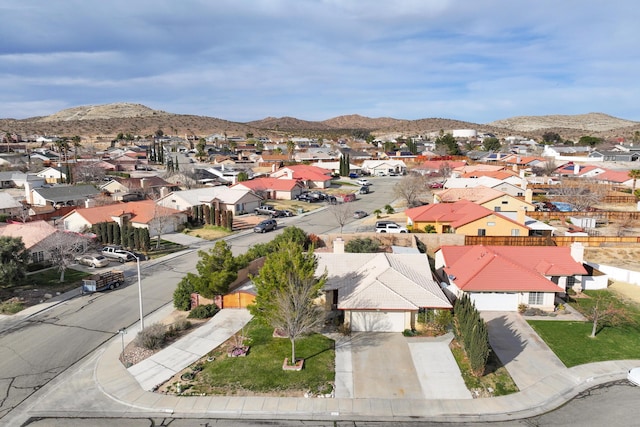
[527,210,640,222]
[465,235,640,247]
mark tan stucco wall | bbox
[480,195,534,213]
[456,214,529,236]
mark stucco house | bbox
[316,248,452,332]
[434,244,588,311]
[26,184,100,207]
[60,199,186,236]
[443,177,527,198]
[231,177,305,200]
[405,200,530,236]
[100,176,178,201]
[0,220,63,263]
[36,167,68,184]
[360,159,407,176]
[156,187,262,216]
[433,186,535,213]
[0,192,23,215]
[270,165,333,189]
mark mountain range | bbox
[1,103,639,141]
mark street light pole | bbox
[117,327,126,362]
[122,250,144,331]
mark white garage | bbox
[347,310,407,333]
[470,292,520,311]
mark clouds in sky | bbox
[1,1,638,123]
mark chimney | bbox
[141,178,148,189]
[24,181,33,205]
[512,163,518,173]
[570,242,584,264]
[573,163,580,175]
[525,188,533,204]
[286,169,293,180]
[159,187,169,198]
[85,199,96,208]
[333,237,345,254]
[271,163,276,173]
[517,207,526,225]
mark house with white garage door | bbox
[316,245,452,332]
[434,244,588,312]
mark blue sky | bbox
[1,1,638,123]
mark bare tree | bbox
[40,231,92,282]
[394,174,427,207]
[587,294,633,338]
[532,157,558,177]
[328,202,354,233]
[554,178,607,212]
[73,161,106,183]
[438,162,453,180]
[151,202,175,249]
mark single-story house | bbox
[316,245,452,332]
[443,177,527,198]
[231,177,305,200]
[0,220,63,263]
[60,199,186,237]
[360,159,407,176]
[434,244,588,312]
[36,167,68,184]
[27,184,100,207]
[0,192,23,215]
[434,186,535,212]
[270,165,333,189]
[588,150,640,162]
[100,176,179,201]
[156,186,262,216]
[405,200,530,236]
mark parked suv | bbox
[375,221,408,233]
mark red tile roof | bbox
[460,170,519,179]
[232,177,302,191]
[596,169,631,183]
[439,245,587,292]
[275,165,332,182]
[0,220,58,249]
[62,200,181,226]
[405,200,525,229]
[434,186,506,204]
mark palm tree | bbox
[628,169,640,194]
[71,135,81,161]
[286,140,295,160]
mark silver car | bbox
[76,254,110,268]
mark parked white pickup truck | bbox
[101,246,135,263]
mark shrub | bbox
[434,310,453,334]
[424,224,436,233]
[173,277,195,311]
[518,303,528,314]
[345,237,380,253]
[136,323,167,350]
[403,328,418,337]
[187,303,219,319]
[0,298,24,314]
[167,318,192,337]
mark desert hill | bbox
[487,112,638,133]
[1,103,639,141]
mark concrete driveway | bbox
[482,312,566,390]
[339,332,470,400]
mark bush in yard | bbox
[345,237,380,253]
[173,277,195,311]
[167,318,192,337]
[188,304,219,319]
[136,323,167,350]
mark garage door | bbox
[471,292,519,311]
[349,311,406,332]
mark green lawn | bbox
[528,290,640,367]
[187,320,335,396]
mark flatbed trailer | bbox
[82,270,125,293]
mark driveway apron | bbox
[482,312,566,390]
[350,332,423,399]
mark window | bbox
[502,200,508,205]
[494,206,501,212]
[32,251,45,263]
[477,229,486,236]
[566,276,576,289]
[487,221,496,226]
[528,292,544,305]
[511,229,520,236]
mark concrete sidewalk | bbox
[21,305,639,423]
[128,309,253,391]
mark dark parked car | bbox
[253,219,277,233]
